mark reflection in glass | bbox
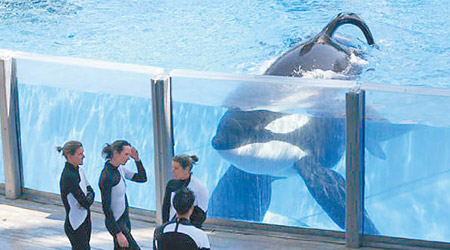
[172,76,351,231]
[365,91,450,242]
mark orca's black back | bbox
[156,232,198,250]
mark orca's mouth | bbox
[219,141,307,160]
[214,141,307,177]
[211,135,224,150]
[211,134,246,151]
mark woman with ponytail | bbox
[162,154,209,228]
[98,140,147,250]
[58,140,94,250]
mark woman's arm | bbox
[153,225,165,250]
[129,147,147,182]
[190,206,206,228]
[99,169,121,234]
[162,181,172,223]
[162,180,184,223]
[66,173,94,209]
[190,180,209,228]
[131,160,147,182]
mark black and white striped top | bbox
[153,218,210,250]
[60,162,94,230]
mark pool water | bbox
[1,0,449,86]
[2,0,450,243]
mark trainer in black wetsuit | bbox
[99,140,147,250]
[162,154,209,229]
[154,187,210,250]
[58,141,94,250]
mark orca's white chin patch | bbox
[217,141,307,177]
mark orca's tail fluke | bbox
[322,12,376,46]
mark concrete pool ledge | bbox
[0,188,359,250]
[0,187,447,250]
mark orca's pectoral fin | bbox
[294,157,346,229]
[366,137,387,160]
[208,165,274,222]
[363,211,380,235]
[294,157,379,235]
[365,120,419,160]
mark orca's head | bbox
[211,109,311,176]
[212,109,285,150]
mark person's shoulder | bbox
[190,176,201,184]
[189,176,207,190]
[190,226,210,247]
[98,166,108,177]
[154,223,167,235]
[61,167,78,181]
[167,179,182,190]
[98,165,115,184]
[60,168,72,186]
[158,220,178,234]
[181,221,205,234]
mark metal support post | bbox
[0,56,23,199]
[151,73,174,225]
[345,90,365,247]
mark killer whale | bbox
[211,110,344,177]
[210,109,394,233]
[208,13,396,233]
[265,12,376,78]
[210,110,413,233]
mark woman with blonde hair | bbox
[59,140,94,250]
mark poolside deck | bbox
[0,194,391,250]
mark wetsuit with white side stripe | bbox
[153,218,210,250]
[162,176,209,228]
[99,160,147,250]
[60,162,95,250]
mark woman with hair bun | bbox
[58,140,94,250]
[98,140,147,250]
[162,154,209,228]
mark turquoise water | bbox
[2,0,450,243]
[1,0,449,86]
[364,91,450,241]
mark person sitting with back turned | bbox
[154,187,211,250]
[162,154,209,228]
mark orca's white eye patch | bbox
[265,114,310,134]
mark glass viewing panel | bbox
[171,71,352,231]
[15,55,163,210]
[365,90,450,242]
